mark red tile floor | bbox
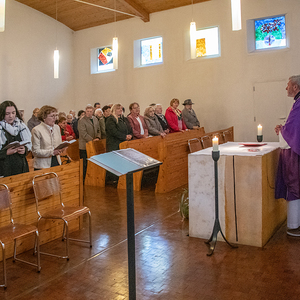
[1,184,300,300]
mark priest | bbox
[275,75,300,236]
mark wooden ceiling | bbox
[15,0,211,31]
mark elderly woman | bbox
[106,104,132,152]
[144,107,166,137]
[165,98,187,133]
[0,101,32,177]
[127,102,148,139]
[155,104,169,133]
[95,108,106,138]
[57,116,76,141]
[31,105,63,170]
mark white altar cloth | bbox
[188,142,286,247]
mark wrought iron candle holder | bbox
[205,150,237,256]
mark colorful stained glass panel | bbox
[141,37,163,65]
[195,27,219,57]
[98,47,114,72]
[255,16,286,50]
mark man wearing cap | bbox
[182,99,200,129]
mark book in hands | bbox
[54,139,76,151]
[3,140,30,150]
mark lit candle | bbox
[212,136,219,151]
[257,124,262,136]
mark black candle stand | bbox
[205,150,238,256]
[257,135,263,142]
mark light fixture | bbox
[112,0,118,70]
[189,0,196,59]
[0,0,5,32]
[113,37,118,70]
[54,49,59,79]
[190,21,197,59]
[231,0,242,31]
[54,0,59,78]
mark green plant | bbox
[179,188,189,220]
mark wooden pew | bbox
[85,139,106,186]
[117,128,205,192]
[155,128,205,193]
[84,126,233,193]
[0,160,83,260]
[118,135,163,191]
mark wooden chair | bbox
[200,135,212,149]
[188,138,202,153]
[32,172,92,260]
[0,184,41,289]
[223,129,234,142]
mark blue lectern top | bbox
[88,148,162,176]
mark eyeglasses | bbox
[48,114,58,118]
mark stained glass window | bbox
[141,37,163,66]
[195,27,219,58]
[255,16,286,50]
[97,46,114,72]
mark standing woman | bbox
[0,101,32,177]
[165,98,187,133]
[31,105,63,170]
[106,103,132,152]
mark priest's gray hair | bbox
[289,75,300,88]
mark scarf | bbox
[0,117,32,151]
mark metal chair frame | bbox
[0,184,41,289]
[32,172,92,260]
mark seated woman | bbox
[106,104,132,152]
[165,98,187,133]
[0,101,32,177]
[57,116,76,141]
[31,105,64,170]
[144,107,166,137]
[127,102,148,139]
[154,104,169,133]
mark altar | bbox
[188,142,287,247]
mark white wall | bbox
[0,0,74,122]
[73,0,300,142]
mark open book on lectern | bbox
[88,148,162,177]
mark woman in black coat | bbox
[0,101,32,177]
[105,104,132,152]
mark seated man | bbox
[182,99,200,129]
[127,102,148,139]
[154,104,169,133]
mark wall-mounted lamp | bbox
[231,0,242,31]
[0,0,5,32]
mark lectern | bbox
[89,148,162,300]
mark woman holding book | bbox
[0,100,32,177]
[31,105,63,170]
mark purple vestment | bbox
[275,98,300,201]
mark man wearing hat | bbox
[182,99,200,129]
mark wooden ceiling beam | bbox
[118,0,150,22]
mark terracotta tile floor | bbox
[1,184,300,300]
